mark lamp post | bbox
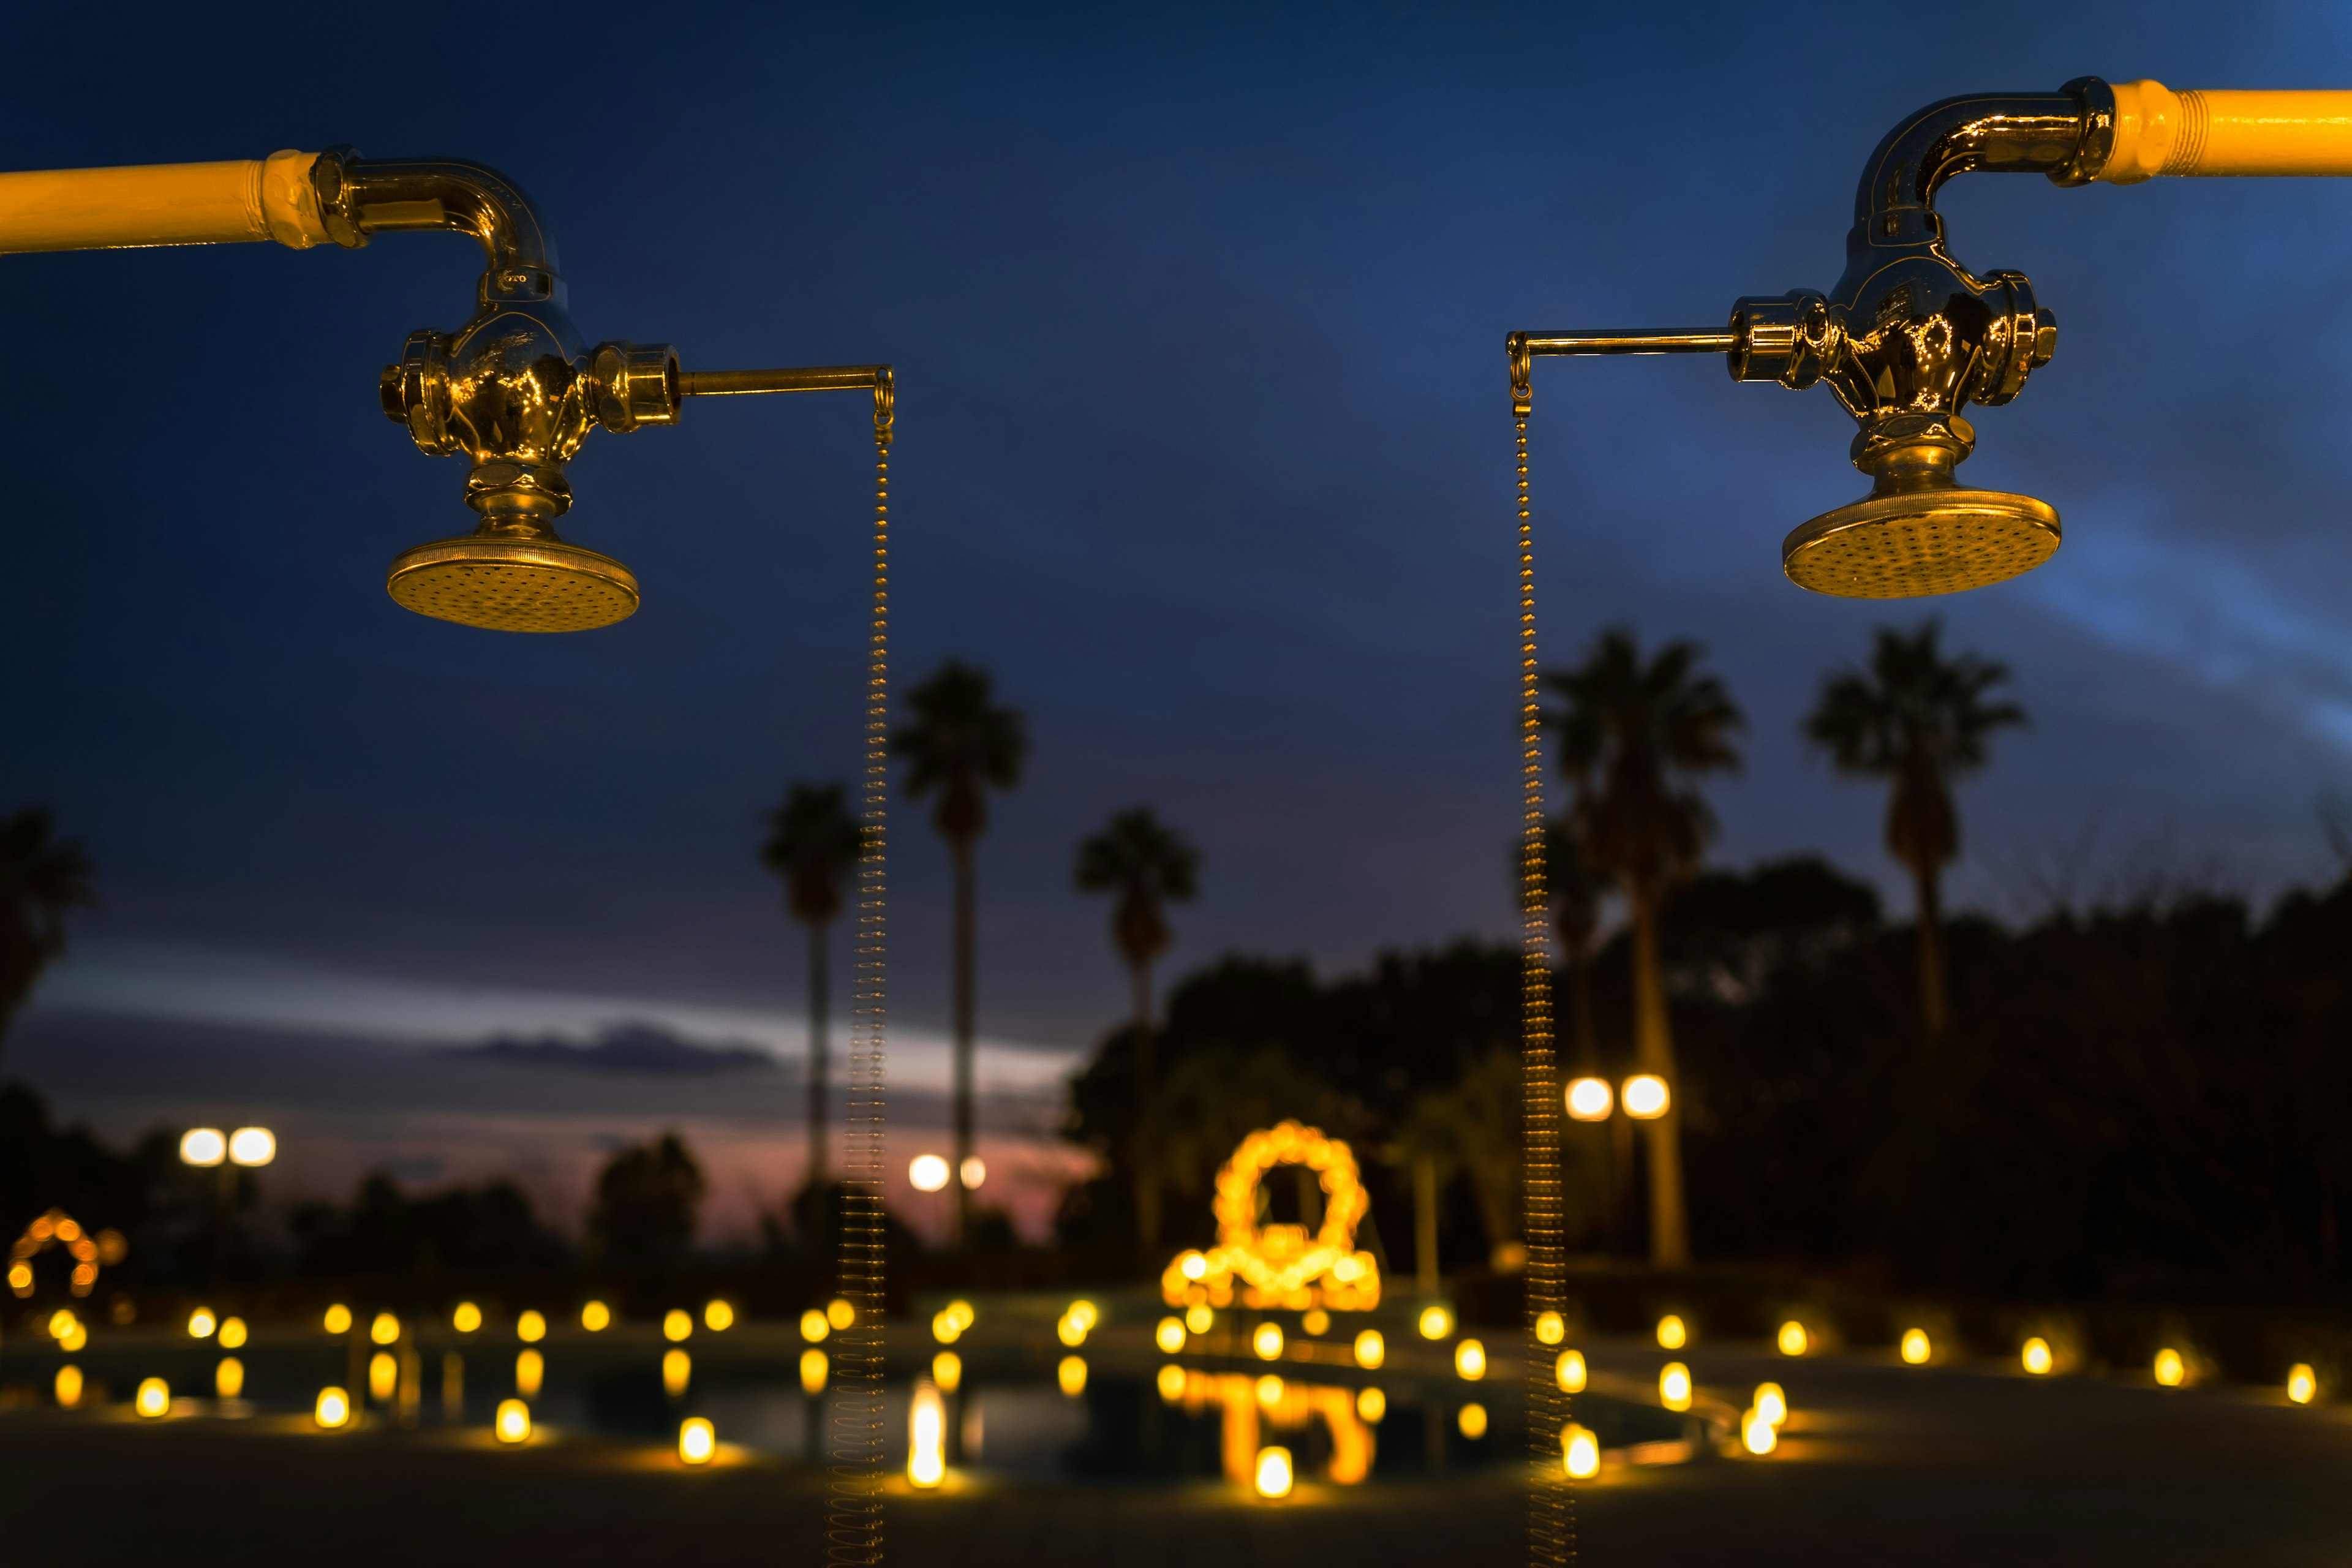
[1561,1079,1668,1258]
[181,1126,274,1285]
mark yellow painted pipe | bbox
[0,149,331,254]
[2098,80,2352,181]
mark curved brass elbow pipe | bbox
[0,148,891,632]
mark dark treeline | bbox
[1064,856,2352,1308]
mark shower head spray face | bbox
[1782,488,2059,597]
[385,533,639,631]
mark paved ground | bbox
[5,1337,2350,1565]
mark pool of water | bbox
[1,1341,1697,1489]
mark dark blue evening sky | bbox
[9,1,2352,1065]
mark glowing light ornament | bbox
[663,1309,693,1342]
[2021,1337,2054,1376]
[1158,1122,1382,1313]
[1455,1340,1487,1380]
[453,1302,483,1333]
[1458,1402,1489,1438]
[1354,1329,1385,1369]
[704,1300,734,1332]
[188,1307,217,1339]
[374,1311,404,1345]
[1556,1350,1586,1393]
[2286,1363,2317,1404]
[315,1386,350,1428]
[1253,1322,1284,1360]
[827,1299,856,1331]
[1253,1446,1294,1499]
[1659,1363,1692,1412]
[1900,1327,1932,1364]
[801,1309,830,1343]
[1656,1314,1687,1349]
[679,1416,715,1466]
[495,1398,530,1444]
[2153,1348,2186,1387]
[1777,1321,1809,1356]
[1535,1311,1566,1345]
[136,1378,170,1418]
[581,1300,612,1332]
[1357,1386,1386,1422]
[1156,1317,1187,1354]
[908,1382,946,1488]
[1419,1305,1453,1341]
[323,1304,353,1335]
[1156,1363,1186,1403]
[1561,1422,1600,1479]
[1186,1303,1215,1335]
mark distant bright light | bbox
[216,1357,245,1400]
[1186,1304,1215,1335]
[1656,1314,1687,1350]
[2021,1337,2054,1376]
[179,1128,226,1167]
[960,1156,987,1190]
[1178,1251,1208,1281]
[1058,1314,1089,1348]
[135,1378,170,1419]
[374,1312,402,1346]
[1566,1077,1614,1121]
[49,1309,77,1340]
[1457,1402,1488,1439]
[515,1350,543,1398]
[1157,1363,1186,1403]
[933,1310,963,1344]
[1741,1408,1777,1455]
[323,1304,352,1335]
[370,1352,398,1401]
[1659,1362,1692,1412]
[933,1351,963,1393]
[908,1382,946,1488]
[800,1349,827,1396]
[1253,1323,1284,1361]
[219,1316,247,1349]
[1256,1374,1283,1408]
[1066,1300,1099,1332]
[1900,1328,1931,1365]
[1562,1422,1600,1479]
[1354,1329,1385,1370]
[54,1365,83,1409]
[703,1300,734,1332]
[1302,1308,1330,1336]
[314,1386,350,1428]
[2287,1363,2317,1404]
[662,1349,690,1396]
[59,1320,87,1351]
[188,1308,216,1340]
[2153,1348,2186,1387]
[515,1311,545,1344]
[228,1127,276,1167]
[1556,1350,1587,1393]
[909,1155,951,1192]
[581,1301,611,1332]
[826,1298,856,1331]
[1253,1445,1294,1499]
[801,1310,829,1343]
[453,1302,483,1333]
[1777,1321,1809,1357]
[1535,1311,1565,1346]
[679,1417,716,1466]
[495,1398,531,1444]
[1754,1382,1787,1427]
[1356,1386,1385,1423]
[1057,1355,1088,1396]
[1418,1306,1452,1341]
[663,1309,693,1342]
[1622,1076,1670,1120]
[944,1300,974,1333]
[1455,1339,1487,1381]
[1156,1317,1187,1354]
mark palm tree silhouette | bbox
[1544,629,1741,1267]
[1074,806,1201,1247]
[0,808,97,1076]
[1545,816,1626,1250]
[891,662,1029,1245]
[1806,620,2024,1044]
[761,783,872,1198]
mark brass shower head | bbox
[1781,488,2059,598]
[384,535,640,633]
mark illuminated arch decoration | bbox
[8,1209,125,1299]
[1161,1121,1381,1311]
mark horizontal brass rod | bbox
[678,364,889,396]
[1515,330,1735,356]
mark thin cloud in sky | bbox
[31,941,1079,1098]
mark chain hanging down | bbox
[828,372,895,1566]
[1512,339,1572,1568]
